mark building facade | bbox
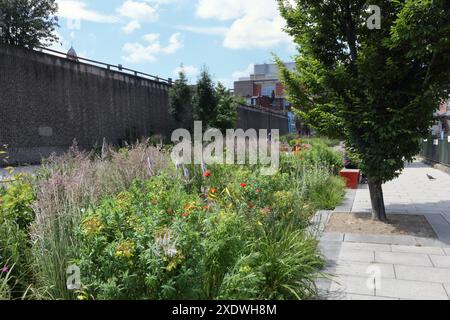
[431,98,450,138]
[234,62,296,111]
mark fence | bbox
[420,136,450,166]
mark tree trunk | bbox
[368,180,388,221]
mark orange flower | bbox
[210,187,218,194]
[182,212,189,217]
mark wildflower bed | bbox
[0,138,344,300]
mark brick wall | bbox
[0,44,289,165]
[0,44,176,164]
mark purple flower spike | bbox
[201,161,207,174]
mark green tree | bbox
[169,67,193,124]
[277,0,450,220]
[193,68,218,129]
[0,0,59,48]
[212,82,238,132]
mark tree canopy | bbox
[193,68,219,130]
[169,67,192,123]
[211,82,238,133]
[0,0,59,48]
[277,0,450,220]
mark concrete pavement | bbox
[317,161,450,300]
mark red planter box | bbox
[339,169,361,189]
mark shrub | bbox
[0,176,36,298]
[30,142,169,299]
[301,142,343,174]
[0,138,345,300]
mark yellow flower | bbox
[115,240,135,259]
[239,265,252,274]
[82,216,103,236]
[115,192,133,211]
[166,253,184,272]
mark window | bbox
[261,85,275,97]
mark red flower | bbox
[203,170,211,178]
[240,183,248,188]
[248,202,255,209]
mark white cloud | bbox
[122,32,183,63]
[122,20,141,33]
[232,64,254,80]
[164,33,184,54]
[224,15,291,49]
[57,0,118,23]
[176,25,227,36]
[117,0,159,22]
[196,0,293,50]
[173,65,200,78]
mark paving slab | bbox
[394,265,450,284]
[375,251,433,267]
[429,255,450,268]
[424,214,450,239]
[341,242,391,252]
[344,233,417,246]
[328,275,375,297]
[338,248,375,263]
[375,278,448,300]
[325,261,395,279]
[391,244,445,255]
[318,161,450,300]
[444,284,450,299]
[321,232,344,242]
[335,294,397,300]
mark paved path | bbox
[317,161,450,300]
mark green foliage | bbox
[169,68,192,123]
[211,82,238,132]
[301,142,342,174]
[0,0,59,48]
[0,141,345,300]
[192,68,218,129]
[277,0,450,185]
[75,163,328,300]
[307,176,346,210]
[0,177,36,298]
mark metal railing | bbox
[420,135,450,166]
[36,46,172,85]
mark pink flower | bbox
[1,266,9,273]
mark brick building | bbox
[233,62,296,111]
[432,98,450,138]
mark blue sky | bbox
[51,0,296,87]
